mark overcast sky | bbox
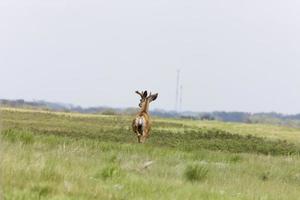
[1,0,300,114]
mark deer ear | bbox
[150,93,158,102]
[142,91,148,99]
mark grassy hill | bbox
[1,107,300,199]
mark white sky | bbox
[1,0,300,114]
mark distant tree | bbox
[200,114,215,121]
[102,109,118,115]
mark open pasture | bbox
[1,108,300,199]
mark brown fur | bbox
[132,91,158,143]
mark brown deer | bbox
[132,90,158,143]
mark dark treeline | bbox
[1,99,300,127]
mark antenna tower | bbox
[175,69,180,112]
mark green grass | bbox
[1,108,300,199]
[184,164,209,182]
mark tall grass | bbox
[184,164,209,182]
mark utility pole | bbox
[175,69,180,112]
[179,84,183,112]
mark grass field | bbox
[1,107,300,199]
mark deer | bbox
[132,90,158,143]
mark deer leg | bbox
[140,136,145,143]
[140,131,147,143]
[137,135,142,143]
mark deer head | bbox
[135,90,158,109]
